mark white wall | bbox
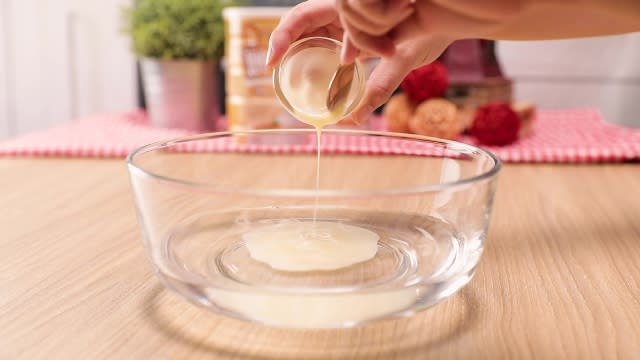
[498,33,640,128]
[66,0,137,119]
[0,0,9,139]
[8,0,74,135]
[0,0,136,140]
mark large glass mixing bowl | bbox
[127,129,501,328]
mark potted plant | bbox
[123,0,232,131]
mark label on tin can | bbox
[224,7,300,131]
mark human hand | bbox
[337,0,523,61]
[266,0,405,67]
[346,34,450,123]
[266,0,344,68]
[334,0,415,63]
[267,0,451,124]
[339,0,640,60]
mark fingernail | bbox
[265,44,273,66]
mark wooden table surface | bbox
[1,158,639,359]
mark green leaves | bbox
[123,0,235,60]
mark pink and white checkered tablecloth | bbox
[0,108,638,163]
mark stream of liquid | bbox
[295,104,349,226]
[277,46,351,223]
[315,129,321,224]
[243,45,370,272]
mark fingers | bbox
[349,56,413,124]
[347,36,451,124]
[349,0,414,20]
[336,0,504,60]
[301,23,345,42]
[335,0,414,58]
[390,2,500,43]
[410,36,452,67]
[267,0,339,67]
[341,0,414,35]
[340,32,360,65]
[342,21,395,58]
[339,1,384,35]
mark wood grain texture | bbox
[1,158,639,359]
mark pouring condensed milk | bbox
[127,15,500,328]
[242,37,372,272]
[273,37,365,128]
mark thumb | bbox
[348,56,413,124]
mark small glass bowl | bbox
[127,129,501,328]
[273,37,366,126]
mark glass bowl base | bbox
[154,207,482,328]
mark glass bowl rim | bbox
[127,128,501,198]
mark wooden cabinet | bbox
[0,0,136,140]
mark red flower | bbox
[470,103,521,146]
[400,61,448,104]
